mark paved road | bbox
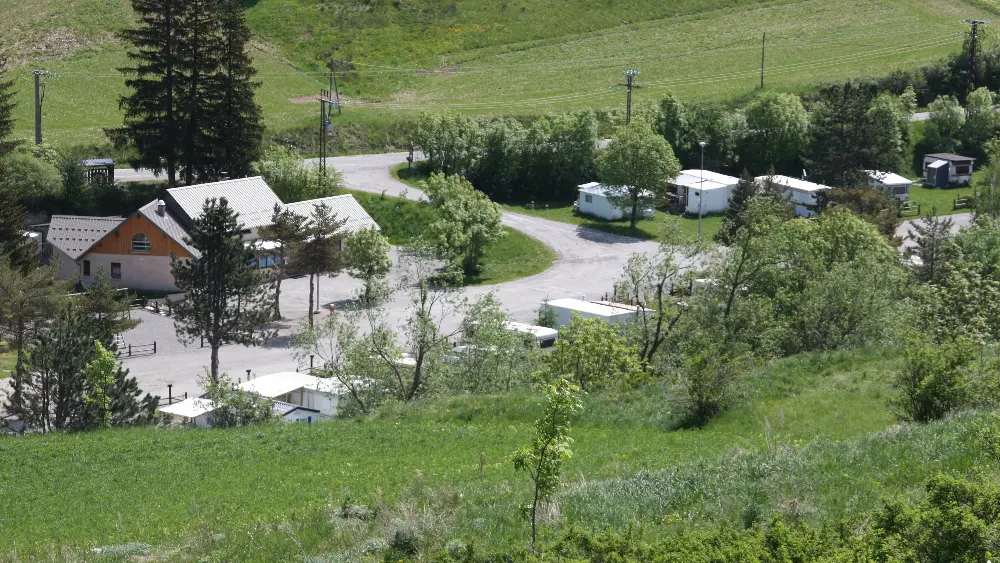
[895,211,974,250]
[86,153,658,402]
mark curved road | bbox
[71,154,659,401]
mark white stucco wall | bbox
[578,192,654,221]
[80,253,180,292]
[684,187,731,215]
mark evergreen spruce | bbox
[716,170,758,246]
[78,268,142,335]
[210,0,263,178]
[907,209,954,284]
[108,0,184,188]
[177,0,224,184]
[170,197,274,381]
[0,48,21,159]
[258,203,308,319]
[0,187,36,270]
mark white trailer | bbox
[505,321,559,348]
[541,298,641,329]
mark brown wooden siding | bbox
[89,214,192,258]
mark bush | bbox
[891,341,974,423]
[671,345,748,427]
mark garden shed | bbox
[577,182,654,221]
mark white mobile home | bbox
[669,170,740,215]
[756,175,831,217]
[577,182,654,221]
[923,153,975,187]
[156,372,345,428]
[504,321,559,348]
[540,298,644,329]
[866,170,913,200]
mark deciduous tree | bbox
[924,95,966,155]
[422,173,504,278]
[344,226,393,305]
[737,91,808,175]
[170,197,274,381]
[598,126,681,228]
[511,377,582,547]
[542,314,644,391]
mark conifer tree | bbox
[290,203,346,328]
[109,0,184,188]
[77,268,142,334]
[259,203,308,319]
[907,209,954,284]
[0,48,21,159]
[170,197,274,381]
[716,170,759,246]
[210,0,263,178]
[0,187,36,270]
[177,0,224,184]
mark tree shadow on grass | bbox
[574,221,658,242]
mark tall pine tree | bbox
[211,0,263,179]
[109,0,183,188]
[177,0,223,185]
[0,48,21,159]
[170,197,274,381]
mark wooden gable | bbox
[88,213,192,258]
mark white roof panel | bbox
[284,194,379,235]
[504,321,559,340]
[673,170,740,191]
[757,175,830,193]
[240,372,344,397]
[545,298,638,318]
[158,398,217,418]
[167,176,283,230]
[866,170,914,186]
[927,160,949,169]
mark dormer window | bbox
[132,233,151,253]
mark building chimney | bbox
[156,200,166,215]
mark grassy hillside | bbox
[0,0,994,146]
[2,348,996,559]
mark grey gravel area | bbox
[895,212,973,251]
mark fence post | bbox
[128,344,132,357]
[200,335,204,348]
[310,355,314,372]
[246,369,251,380]
[168,384,172,405]
[153,341,157,354]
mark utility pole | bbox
[329,58,342,115]
[697,141,707,241]
[620,69,641,125]
[30,70,50,146]
[963,19,989,87]
[760,31,766,90]
[318,90,333,183]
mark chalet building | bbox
[45,177,378,292]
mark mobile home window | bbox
[954,165,971,175]
[111,263,122,280]
[584,194,593,203]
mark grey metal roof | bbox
[166,177,283,230]
[925,153,976,162]
[47,215,124,260]
[284,194,380,235]
[137,200,200,258]
[80,158,114,167]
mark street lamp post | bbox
[698,141,707,240]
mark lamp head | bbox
[698,141,708,148]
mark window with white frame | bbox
[131,233,151,253]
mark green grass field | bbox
[348,189,555,285]
[1,347,996,558]
[1,0,993,147]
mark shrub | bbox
[890,341,974,423]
